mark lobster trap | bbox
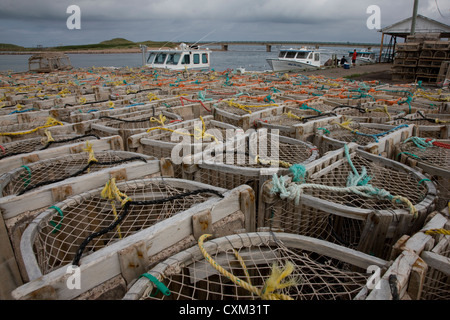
[383,210,450,300]
[254,105,342,141]
[13,180,255,300]
[388,111,450,139]
[395,137,450,211]
[128,116,240,178]
[182,130,319,219]
[0,134,123,173]
[0,117,92,144]
[0,132,101,164]
[90,109,182,150]
[212,99,281,130]
[123,232,390,300]
[313,120,417,159]
[259,144,437,260]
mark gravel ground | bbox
[300,62,398,84]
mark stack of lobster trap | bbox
[0,65,449,301]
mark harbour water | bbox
[0,45,354,73]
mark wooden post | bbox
[379,32,385,63]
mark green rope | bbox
[139,273,171,297]
[289,164,307,183]
[20,165,32,188]
[49,205,64,234]
[417,179,431,188]
[317,127,331,134]
[396,151,422,160]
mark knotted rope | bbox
[198,234,297,300]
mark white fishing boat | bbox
[266,47,321,72]
[144,43,211,71]
[348,49,376,64]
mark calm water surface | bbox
[0,45,352,72]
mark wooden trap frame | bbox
[182,130,319,220]
[395,137,450,211]
[12,180,255,300]
[123,232,390,300]
[313,120,417,159]
[258,144,437,260]
[128,115,240,178]
[90,109,182,150]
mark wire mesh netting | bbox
[29,179,223,275]
[397,138,450,211]
[0,150,150,196]
[421,238,450,300]
[0,134,99,161]
[130,233,381,300]
[319,121,409,146]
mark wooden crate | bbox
[123,232,390,300]
[12,181,255,300]
[258,145,437,260]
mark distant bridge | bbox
[194,41,380,52]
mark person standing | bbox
[352,49,357,66]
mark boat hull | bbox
[266,59,320,72]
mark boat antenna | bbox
[190,29,216,47]
[158,31,188,50]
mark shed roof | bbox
[379,14,450,38]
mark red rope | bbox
[426,139,450,149]
[179,97,211,112]
[0,145,5,154]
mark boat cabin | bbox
[146,43,211,71]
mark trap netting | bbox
[388,112,450,139]
[183,131,319,192]
[421,234,450,300]
[315,119,413,155]
[23,178,224,276]
[331,104,406,123]
[0,132,100,161]
[0,148,150,197]
[261,145,436,259]
[396,137,450,211]
[92,110,182,132]
[124,232,388,300]
[0,117,69,144]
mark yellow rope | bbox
[83,141,98,164]
[198,234,296,300]
[107,101,115,108]
[41,129,55,144]
[150,114,167,127]
[0,117,63,136]
[255,155,292,168]
[100,178,132,239]
[147,116,219,143]
[368,105,391,121]
[79,97,87,104]
[227,99,277,114]
[425,228,450,236]
[147,93,159,102]
[283,111,304,121]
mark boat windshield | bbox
[285,51,297,59]
[166,53,181,65]
[296,52,309,59]
[154,53,167,64]
[147,52,156,63]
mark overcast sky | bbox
[0,0,449,47]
